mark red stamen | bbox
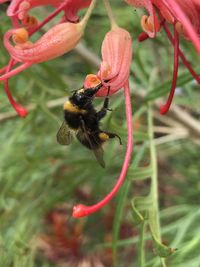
[0,65,7,75]
[162,0,200,54]
[162,22,200,83]
[29,1,70,35]
[4,59,28,117]
[72,81,133,218]
[160,24,179,115]
[138,32,150,42]
[0,62,32,81]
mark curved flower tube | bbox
[73,25,133,218]
[125,0,200,113]
[162,0,200,46]
[162,22,200,84]
[0,23,83,81]
[73,81,133,218]
[160,23,179,115]
[5,23,83,63]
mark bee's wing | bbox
[57,121,73,145]
[79,120,105,168]
[92,146,105,168]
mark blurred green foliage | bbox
[0,1,200,267]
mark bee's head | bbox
[71,84,102,108]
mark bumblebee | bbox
[57,83,121,168]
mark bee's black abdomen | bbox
[64,111,80,130]
[76,131,103,150]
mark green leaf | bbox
[144,68,200,102]
[128,166,152,181]
[131,198,145,225]
[151,231,177,258]
[133,131,149,141]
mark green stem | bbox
[138,220,146,267]
[148,105,161,236]
[148,103,167,267]
[80,0,97,29]
[103,0,118,29]
[112,143,147,266]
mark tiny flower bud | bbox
[141,15,160,34]
[22,15,38,28]
[175,21,185,37]
[12,28,29,44]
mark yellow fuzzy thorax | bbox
[63,101,87,114]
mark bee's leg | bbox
[99,131,122,145]
[96,87,112,121]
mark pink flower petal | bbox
[97,27,132,96]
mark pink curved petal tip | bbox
[73,204,89,218]
[15,105,28,117]
[159,105,168,115]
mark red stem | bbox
[162,22,200,83]
[4,59,28,117]
[0,65,7,75]
[29,1,69,35]
[160,24,179,115]
[0,62,32,81]
[72,80,133,218]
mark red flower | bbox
[0,0,96,116]
[125,0,200,114]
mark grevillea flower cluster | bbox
[0,0,94,116]
[0,0,199,218]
